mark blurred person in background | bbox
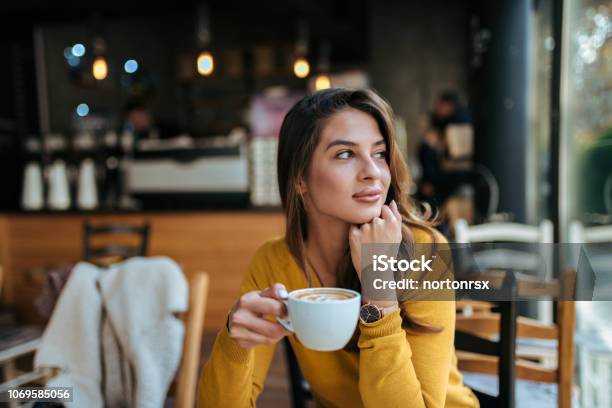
[417,91,472,211]
[122,98,160,143]
[417,127,445,209]
[430,91,471,138]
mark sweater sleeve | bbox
[197,244,278,407]
[357,300,456,408]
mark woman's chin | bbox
[344,205,382,225]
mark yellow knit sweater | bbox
[198,229,479,407]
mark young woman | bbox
[198,88,479,407]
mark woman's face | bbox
[301,108,392,225]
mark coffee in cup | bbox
[277,287,361,351]
[292,289,356,302]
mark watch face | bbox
[360,304,381,323]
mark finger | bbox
[349,227,362,258]
[242,327,282,345]
[372,217,385,230]
[380,205,394,222]
[260,283,288,301]
[238,310,290,339]
[240,295,285,316]
[274,283,289,299]
[230,324,278,346]
[390,199,402,222]
[349,225,361,242]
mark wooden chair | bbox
[82,222,209,407]
[0,263,49,407]
[83,221,150,264]
[2,224,208,407]
[455,270,519,408]
[440,164,500,226]
[466,163,501,224]
[0,271,209,408]
[174,270,209,408]
[456,300,495,315]
[455,268,576,408]
[454,219,554,324]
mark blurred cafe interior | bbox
[0,0,611,407]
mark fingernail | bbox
[278,286,288,299]
[392,199,398,209]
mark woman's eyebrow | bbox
[325,138,386,151]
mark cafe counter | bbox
[0,211,285,329]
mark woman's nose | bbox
[358,155,382,180]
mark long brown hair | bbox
[277,88,442,342]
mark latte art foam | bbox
[293,290,356,302]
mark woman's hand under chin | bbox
[348,200,403,282]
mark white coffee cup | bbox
[277,287,361,351]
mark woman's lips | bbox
[352,193,382,204]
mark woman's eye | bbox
[336,150,353,159]
[335,150,386,160]
[375,150,387,159]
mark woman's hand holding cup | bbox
[228,283,291,349]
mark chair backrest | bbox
[454,219,553,244]
[83,222,150,263]
[472,164,500,222]
[568,221,612,243]
[454,219,555,324]
[456,268,576,408]
[174,271,209,408]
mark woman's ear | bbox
[296,177,307,195]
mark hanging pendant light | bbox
[293,20,310,79]
[315,74,331,90]
[93,56,108,80]
[294,57,310,78]
[196,3,214,77]
[92,36,108,81]
[197,51,214,76]
[314,41,331,90]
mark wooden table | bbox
[0,211,285,329]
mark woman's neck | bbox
[304,212,350,288]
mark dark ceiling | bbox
[0,0,366,26]
[0,0,369,63]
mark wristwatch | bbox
[359,302,398,324]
